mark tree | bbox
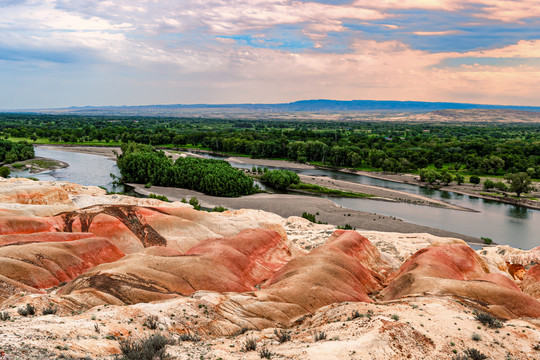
[440,170,453,185]
[504,172,534,197]
[483,179,494,190]
[469,175,481,185]
[419,168,439,184]
[0,167,9,178]
[454,173,465,185]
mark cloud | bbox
[413,30,461,36]
[1,0,540,108]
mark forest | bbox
[0,138,34,164]
[117,142,254,197]
[1,113,539,179]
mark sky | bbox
[1,0,540,109]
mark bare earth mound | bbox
[0,179,538,359]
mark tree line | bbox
[116,142,255,197]
[1,113,539,178]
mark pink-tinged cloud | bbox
[413,30,462,36]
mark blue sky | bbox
[1,0,540,108]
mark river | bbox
[14,147,540,250]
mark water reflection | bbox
[508,206,530,219]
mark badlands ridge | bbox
[0,178,539,359]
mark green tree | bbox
[469,175,481,185]
[440,170,453,185]
[483,179,495,190]
[0,167,9,178]
[454,173,465,185]
[504,172,534,197]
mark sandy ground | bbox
[297,175,472,211]
[37,145,120,160]
[130,183,484,245]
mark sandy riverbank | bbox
[130,183,485,246]
[37,145,120,160]
[297,174,473,211]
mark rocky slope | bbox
[0,178,539,359]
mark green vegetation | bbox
[1,113,539,183]
[0,167,9,178]
[0,138,34,164]
[116,142,254,197]
[504,172,534,197]
[148,193,169,202]
[260,169,300,190]
[473,310,503,328]
[289,182,373,198]
[210,205,228,212]
[118,333,172,360]
[481,237,493,245]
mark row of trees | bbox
[419,167,535,196]
[1,114,539,178]
[116,143,255,197]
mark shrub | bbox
[259,348,273,359]
[469,175,480,185]
[18,303,35,317]
[274,329,291,343]
[493,181,508,192]
[143,315,159,330]
[338,224,354,230]
[473,310,502,328]
[301,212,317,223]
[0,312,10,321]
[481,237,492,245]
[452,348,488,360]
[148,193,169,202]
[351,310,362,319]
[189,197,201,210]
[242,338,257,352]
[118,334,172,360]
[471,333,481,341]
[210,205,227,212]
[313,331,327,342]
[482,179,494,190]
[42,306,58,315]
[178,333,201,342]
[0,167,10,178]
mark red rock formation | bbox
[61,229,292,304]
[0,237,125,289]
[522,264,540,299]
[0,232,95,247]
[211,230,390,331]
[381,244,540,319]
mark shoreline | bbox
[129,183,486,246]
[34,144,539,211]
[189,149,540,211]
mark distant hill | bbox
[5,99,540,117]
[67,99,540,112]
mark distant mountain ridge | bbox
[62,99,540,112]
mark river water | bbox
[14,147,540,250]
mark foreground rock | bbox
[0,179,538,359]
